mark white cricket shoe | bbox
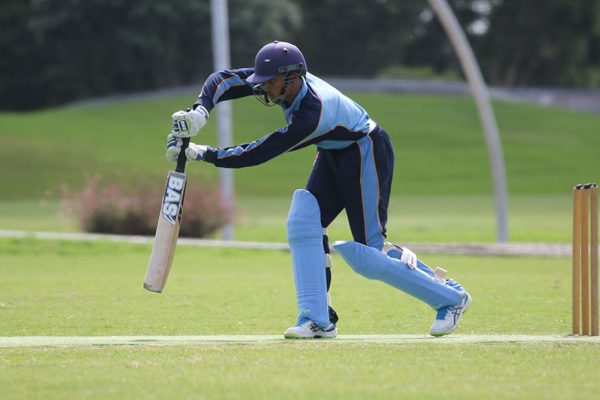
[429,292,472,337]
[283,320,337,339]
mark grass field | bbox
[1,92,598,243]
[1,93,599,201]
[1,93,600,398]
[0,238,573,336]
[1,237,599,399]
[0,193,574,243]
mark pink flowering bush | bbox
[61,176,230,238]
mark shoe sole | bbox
[429,294,472,337]
[283,332,337,339]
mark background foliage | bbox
[1,0,599,110]
[61,176,229,237]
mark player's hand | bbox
[166,134,208,162]
[184,142,208,161]
[171,106,209,137]
[400,246,418,269]
[165,133,183,162]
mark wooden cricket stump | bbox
[572,183,599,336]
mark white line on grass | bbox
[1,335,599,347]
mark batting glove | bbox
[171,106,209,137]
[165,134,208,162]
[184,142,208,161]
[399,246,418,269]
[165,133,183,163]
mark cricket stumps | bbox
[572,183,599,336]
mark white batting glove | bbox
[400,246,418,269]
[171,106,209,137]
[165,133,183,163]
[184,142,208,161]
[165,134,208,162]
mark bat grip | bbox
[176,138,190,173]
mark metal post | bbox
[211,0,234,240]
[428,0,509,242]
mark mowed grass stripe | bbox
[2,334,599,347]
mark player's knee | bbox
[287,189,322,243]
[355,234,384,252]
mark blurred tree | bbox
[403,0,477,77]
[406,0,600,88]
[2,0,599,110]
[0,0,41,110]
[17,0,213,109]
[1,0,300,110]
[293,0,424,76]
[229,0,302,67]
[478,0,600,87]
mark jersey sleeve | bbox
[202,110,318,168]
[193,68,255,112]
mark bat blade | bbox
[144,170,187,293]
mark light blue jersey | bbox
[194,69,374,167]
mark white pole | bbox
[428,0,509,242]
[211,0,234,240]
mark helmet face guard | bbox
[247,41,307,106]
[252,71,305,106]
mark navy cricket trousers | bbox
[306,125,394,250]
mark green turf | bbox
[1,93,599,201]
[0,200,78,232]
[1,237,598,399]
[1,93,598,241]
[2,344,599,400]
[0,238,573,336]
[233,193,574,243]
[2,94,599,399]
[0,193,574,243]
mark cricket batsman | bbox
[166,41,472,338]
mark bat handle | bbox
[176,138,190,173]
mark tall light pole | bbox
[428,0,509,242]
[211,0,234,240]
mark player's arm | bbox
[193,68,255,113]
[166,111,318,169]
[170,69,255,138]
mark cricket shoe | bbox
[429,292,472,337]
[283,320,337,339]
[329,306,339,325]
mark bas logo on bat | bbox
[161,172,185,224]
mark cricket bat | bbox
[143,138,190,293]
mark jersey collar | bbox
[281,77,308,121]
